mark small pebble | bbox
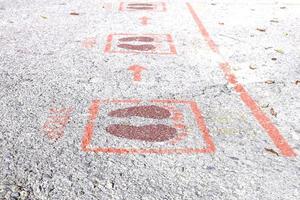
[11,191,20,198]
[206,166,216,170]
[229,156,239,160]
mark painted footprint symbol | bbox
[106,105,177,142]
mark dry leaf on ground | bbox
[275,49,284,54]
[270,108,277,117]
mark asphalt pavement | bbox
[0,0,299,199]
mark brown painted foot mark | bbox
[117,44,156,51]
[119,36,154,42]
[108,105,171,119]
[106,124,177,142]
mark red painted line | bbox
[109,33,171,36]
[221,63,296,157]
[189,101,216,152]
[186,3,296,157]
[166,34,177,54]
[81,100,100,151]
[150,99,193,104]
[119,2,124,11]
[162,2,167,12]
[104,34,113,53]
[169,107,189,144]
[87,147,211,154]
[108,51,176,55]
[110,99,142,103]
[186,3,219,54]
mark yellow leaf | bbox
[275,49,284,54]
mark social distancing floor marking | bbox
[41,1,296,157]
[119,2,167,12]
[81,99,215,154]
[104,33,177,55]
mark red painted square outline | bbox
[81,99,215,154]
[104,33,177,55]
[119,2,167,12]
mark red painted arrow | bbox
[139,16,150,25]
[128,65,146,81]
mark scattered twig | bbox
[265,80,275,84]
[70,12,79,15]
[256,28,266,32]
[265,148,279,156]
[219,34,244,42]
[270,19,279,23]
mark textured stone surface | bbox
[0,0,299,199]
